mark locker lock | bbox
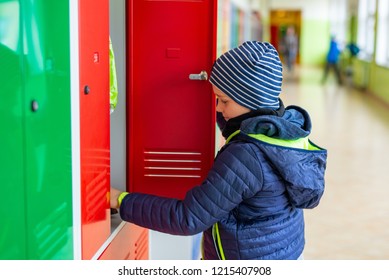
[31,100,39,112]
[84,85,90,95]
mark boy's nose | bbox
[215,102,222,112]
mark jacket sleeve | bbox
[119,143,263,235]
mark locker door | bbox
[23,0,73,259]
[127,0,217,199]
[78,0,110,259]
[0,0,74,259]
[0,0,26,259]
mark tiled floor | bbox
[281,66,389,259]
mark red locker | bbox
[77,0,217,260]
[127,0,217,199]
[78,0,111,259]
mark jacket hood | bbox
[238,106,327,209]
[240,105,312,140]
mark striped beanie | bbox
[210,41,283,110]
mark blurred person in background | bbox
[322,35,343,85]
[281,25,298,73]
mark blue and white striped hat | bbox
[210,41,283,110]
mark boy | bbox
[111,41,327,260]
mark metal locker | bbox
[127,0,217,199]
[0,0,73,259]
[78,0,111,260]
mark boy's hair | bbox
[210,41,283,110]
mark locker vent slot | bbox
[82,148,110,222]
[35,203,68,259]
[85,169,108,222]
[144,150,202,178]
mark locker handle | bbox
[84,85,90,95]
[189,71,208,81]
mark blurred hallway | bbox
[281,66,389,259]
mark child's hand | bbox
[110,187,123,209]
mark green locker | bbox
[0,0,26,258]
[0,0,73,259]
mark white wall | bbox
[268,0,331,20]
[268,0,347,45]
[250,0,350,66]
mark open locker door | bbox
[78,0,110,259]
[127,0,217,199]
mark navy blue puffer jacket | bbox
[119,105,327,259]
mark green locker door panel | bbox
[23,0,73,259]
[0,0,73,260]
[0,0,27,259]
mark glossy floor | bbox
[281,67,389,260]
